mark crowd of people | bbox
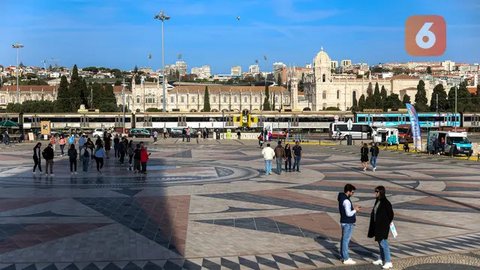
[32,133,151,176]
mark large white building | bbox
[191,65,211,80]
[231,66,242,77]
[303,49,433,111]
[248,64,260,74]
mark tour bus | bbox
[329,122,375,140]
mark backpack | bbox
[68,136,75,144]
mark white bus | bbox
[329,122,375,140]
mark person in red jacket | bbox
[140,145,151,174]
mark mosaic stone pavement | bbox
[0,140,480,269]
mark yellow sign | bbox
[40,121,51,135]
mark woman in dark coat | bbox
[360,143,369,171]
[368,186,394,269]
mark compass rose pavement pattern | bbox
[0,142,479,270]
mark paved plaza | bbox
[0,139,479,270]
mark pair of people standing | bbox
[34,143,54,176]
[133,143,150,174]
[360,143,379,172]
[338,184,394,269]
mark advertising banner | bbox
[40,121,51,135]
[406,104,422,150]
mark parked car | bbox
[169,128,184,138]
[92,128,105,138]
[129,128,151,138]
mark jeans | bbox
[141,162,147,173]
[95,157,104,172]
[378,239,391,263]
[340,223,355,260]
[285,157,292,171]
[69,159,77,172]
[264,160,272,175]
[33,156,42,172]
[293,156,301,171]
[60,144,65,155]
[370,156,377,168]
[276,158,283,174]
[45,159,54,174]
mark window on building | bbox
[275,96,278,102]
[213,97,216,103]
[223,96,227,103]
[136,96,140,103]
[255,97,258,103]
[170,96,174,103]
[352,91,357,105]
[322,74,326,82]
[234,96,237,103]
[180,96,185,103]
[337,90,340,99]
[322,91,327,99]
[192,97,196,103]
[244,97,248,103]
[0,96,4,104]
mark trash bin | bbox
[347,135,353,146]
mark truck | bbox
[427,131,473,157]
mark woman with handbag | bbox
[368,186,394,269]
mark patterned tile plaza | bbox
[0,142,479,269]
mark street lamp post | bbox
[122,79,127,134]
[12,43,24,104]
[455,85,458,131]
[154,11,170,113]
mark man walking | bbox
[338,184,361,265]
[42,143,55,177]
[370,143,380,172]
[261,143,275,175]
[274,141,286,175]
[292,141,302,172]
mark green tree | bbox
[365,82,374,109]
[380,85,388,111]
[373,82,381,109]
[414,80,428,112]
[457,81,473,112]
[6,103,23,113]
[426,66,432,74]
[385,93,402,111]
[358,94,366,111]
[402,94,411,105]
[474,84,480,110]
[69,65,84,111]
[429,84,448,112]
[55,75,70,112]
[203,86,211,112]
[262,84,271,111]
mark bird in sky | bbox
[236,16,241,21]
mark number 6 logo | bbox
[406,15,446,56]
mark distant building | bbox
[330,61,338,70]
[175,61,188,76]
[341,60,352,67]
[231,66,242,77]
[248,64,260,74]
[191,65,211,80]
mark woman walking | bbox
[94,143,106,173]
[82,147,90,172]
[127,140,134,170]
[59,136,66,156]
[368,186,394,269]
[360,143,369,171]
[33,142,42,174]
[67,144,78,175]
[140,146,151,174]
[284,143,292,172]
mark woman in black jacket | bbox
[368,186,394,269]
[68,144,78,175]
[33,142,42,174]
[360,143,369,171]
[284,143,292,172]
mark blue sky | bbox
[1,0,479,73]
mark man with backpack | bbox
[42,143,55,176]
[370,143,380,172]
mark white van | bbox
[427,131,473,156]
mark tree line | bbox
[353,80,480,113]
[6,65,119,113]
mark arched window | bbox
[234,96,237,103]
[244,97,248,103]
[337,90,340,99]
[213,97,216,103]
[322,74,326,82]
[136,96,140,103]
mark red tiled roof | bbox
[170,85,288,93]
[391,74,420,80]
[0,85,57,92]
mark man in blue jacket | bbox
[338,184,361,265]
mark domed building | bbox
[301,48,432,111]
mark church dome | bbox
[314,47,331,64]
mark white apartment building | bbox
[191,65,211,80]
[231,66,242,77]
[248,64,260,74]
[330,61,338,70]
[341,60,352,67]
[175,61,188,76]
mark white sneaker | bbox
[45,173,49,177]
[343,258,356,265]
[372,259,383,265]
[363,167,366,172]
[382,262,393,269]
[373,167,377,172]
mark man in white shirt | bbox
[261,143,275,175]
[338,184,361,265]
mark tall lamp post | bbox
[121,79,127,134]
[154,11,170,113]
[12,43,24,104]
